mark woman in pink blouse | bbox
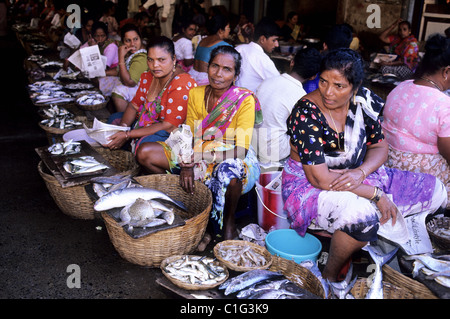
[382,34,450,208]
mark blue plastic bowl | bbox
[265,229,322,263]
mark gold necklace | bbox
[148,71,174,100]
[420,77,443,91]
[327,103,349,151]
[205,86,212,113]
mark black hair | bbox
[120,23,142,40]
[102,1,115,15]
[147,36,175,58]
[181,20,198,30]
[292,47,322,79]
[206,14,229,35]
[253,17,280,41]
[324,24,353,51]
[91,21,108,36]
[399,20,411,30]
[415,33,450,77]
[286,11,298,22]
[209,45,242,77]
[320,48,365,90]
[134,11,150,22]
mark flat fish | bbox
[93,187,187,212]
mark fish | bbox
[327,263,358,299]
[365,245,399,299]
[93,187,187,212]
[119,198,156,229]
[219,269,284,296]
[247,288,304,299]
[421,268,450,288]
[63,156,108,175]
[159,211,175,225]
[236,279,290,298]
[404,253,450,274]
[299,260,329,299]
[216,244,268,268]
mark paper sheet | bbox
[83,118,129,145]
[68,45,106,78]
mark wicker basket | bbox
[39,115,89,144]
[76,95,109,111]
[351,277,415,299]
[268,255,325,298]
[426,216,450,250]
[101,174,212,267]
[382,265,438,299]
[214,240,273,272]
[38,148,140,220]
[160,255,229,290]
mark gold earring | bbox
[353,92,356,104]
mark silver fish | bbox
[94,187,187,212]
[404,253,450,273]
[247,288,304,299]
[219,269,284,296]
[421,268,450,288]
[236,279,289,298]
[328,263,358,299]
[365,245,399,299]
[119,198,155,229]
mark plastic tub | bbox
[265,229,322,263]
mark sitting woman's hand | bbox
[179,160,195,194]
[376,193,398,226]
[329,168,365,191]
[104,131,128,150]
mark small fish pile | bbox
[219,269,308,299]
[39,61,63,69]
[63,156,109,175]
[58,70,81,80]
[216,244,268,268]
[163,255,227,286]
[29,81,63,92]
[77,93,106,106]
[29,81,74,105]
[70,90,99,98]
[48,139,81,155]
[30,43,49,52]
[40,104,71,118]
[405,253,450,288]
[40,114,82,130]
[64,82,94,90]
[27,55,46,63]
[91,174,141,198]
[118,198,175,230]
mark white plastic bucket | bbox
[255,171,290,231]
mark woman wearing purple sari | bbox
[283,49,447,282]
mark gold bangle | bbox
[370,186,378,201]
[359,167,367,180]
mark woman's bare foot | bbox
[196,232,212,252]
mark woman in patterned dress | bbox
[283,49,447,282]
[382,34,450,208]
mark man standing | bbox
[235,17,281,92]
[142,0,176,38]
[252,48,321,169]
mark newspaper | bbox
[373,53,397,64]
[68,45,106,78]
[264,171,283,192]
[63,32,81,49]
[164,124,193,163]
[83,117,129,145]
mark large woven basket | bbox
[101,174,212,267]
[382,264,438,299]
[351,277,415,299]
[268,255,325,299]
[426,216,450,250]
[38,148,140,220]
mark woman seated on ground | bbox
[173,20,198,73]
[378,19,419,80]
[143,46,262,249]
[111,23,149,113]
[382,34,450,209]
[105,36,196,157]
[81,21,119,97]
[188,14,232,86]
[282,48,447,282]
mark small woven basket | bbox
[351,277,415,299]
[382,264,438,299]
[426,216,450,250]
[38,115,88,144]
[214,240,273,272]
[160,255,229,290]
[76,95,109,111]
[268,255,325,299]
[101,174,212,267]
[38,148,140,220]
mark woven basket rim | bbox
[213,240,273,272]
[160,254,229,290]
[351,277,415,299]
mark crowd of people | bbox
[9,0,450,284]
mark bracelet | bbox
[210,151,216,163]
[370,186,378,201]
[370,186,383,203]
[359,167,367,181]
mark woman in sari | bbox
[81,21,120,97]
[105,36,196,160]
[382,34,450,209]
[283,49,447,282]
[111,23,149,112]
[143,45,261,249]
[379,19,419,79]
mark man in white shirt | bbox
[143,0,176,38]
[252,47,321,169]
[235,17,281,92]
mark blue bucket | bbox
[265,229,322,263]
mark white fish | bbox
[93,187,187,212]
[421,268,450,288]
[404,254,450,273]
[365,246,399,299]
[328,263,357,299]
